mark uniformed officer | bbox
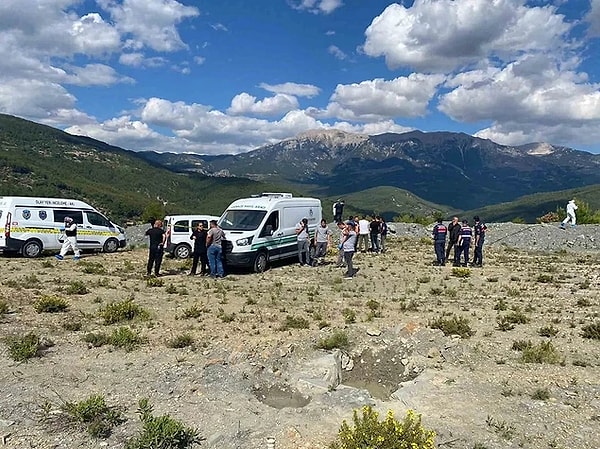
[455,219,472,267]
[432,219,447,266]
[472,216,487,267]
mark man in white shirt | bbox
[560,199,578,229]
[295,218,310,266]
[357,216,370,252]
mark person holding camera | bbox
[295,217,310,266]
[145,219,166,277]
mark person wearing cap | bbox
[295,217,310,266]
[455,219,472,267]
[313,218,332,266]
[335,221,346,267]
[472,216,487,267]
[55,217,81,261]
[560,199,578,229]
[432,218,447,266]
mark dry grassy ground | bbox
[0,235,599,449]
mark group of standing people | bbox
[145,219,226,278]
[432,215,487,267]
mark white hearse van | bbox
[0,196,126,258]
[163,214,220,259]
[218,193,322,272]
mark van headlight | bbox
[236,236,253,246]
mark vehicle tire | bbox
[103,238,120,253]
[22,239,43,258]
[174,243,191,259]
[253,250,268,273]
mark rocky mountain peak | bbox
[294,129,368,146]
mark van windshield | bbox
[219,210,267,231]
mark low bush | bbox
[66,280,89,295]
[166,334,194,349]
[521,341,562,364]
[34,295,69,313]
[99,299,149,325]
[315,330,350,350]
[125,398,203,449]
[279,315,309,331]
[6,333,41,361]
[329,406,435,449]
[581,322,600,340]
[428,314,474,338]
[61,394,125,438]
[110,327,144,351]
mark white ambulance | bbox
[218,193,322,272]
[0,196,126,258]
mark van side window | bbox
[53,210,83,224]
[260,211,279,237]
[173,220,189,233]
[86,212,111,227]
[191,220,208,229]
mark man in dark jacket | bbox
[432,219,447,266]
[190,222,209,275]
[445,216,461,263]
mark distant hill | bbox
[139,129,600,211]
[461,184,600,223]
[0,114,279,223]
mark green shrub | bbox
[62,394,125,438]
[82,332,110,348]
[34,295,69,313]
[538,325,559,337]
[511,340,532,351]
[110,327,144,351]
[181,305,204,319]
[342,308,356,324]
[166,334,194,349]
[530,388,550,401]
[125,398,203,449]
[6,333,41,361]
[99,300,149,325]
[536,274,553,284]
[0,300,8,315]
[428,314,474,338]
[279,315,309,331]
[521,341,562,364]
[146,277,164,287]
[581,322,600,340]
[451,267,470,278]
[329,406,435,449]
[66,280,89,295]
[316,330,350,350]
[79,262,107,275]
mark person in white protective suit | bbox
[560,199,578,229]
[55,217,81,261]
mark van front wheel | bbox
[103,238,119,253]
[22,239,42,258]
[253,251,268,273]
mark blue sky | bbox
[2,0,600,154]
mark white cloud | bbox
[98,0,200,52]
[586,0,600,36]
[210,23,228,32]
[289,0,343,14]
[63,64,135,86]
[323,74,446,122]
[119,53,168,68]
[440,55,600,146]
[363,0,572,72]
[259,82,321,98]
[227,93,299,116]
[328,45,347,60]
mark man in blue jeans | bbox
[206,220,225,278]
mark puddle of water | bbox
[254,384,311,409]
[342,379,392,401]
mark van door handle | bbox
[275,232,283,236]
[85,226,92,229]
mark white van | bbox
[0,196,126,258]
[163,214,220,259]
[218,193,322,272]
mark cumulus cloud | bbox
[259,82,321,98]
[363,0,572,72]
[288,0,343,14]
[322,74,446,122]
[63,64,135,86]
[119,53,169,68]
[586,0,600,36]
[98,0,200,52]
[227,93,299,116]
[440,54,600,146]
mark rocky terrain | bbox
[0,223,599,449]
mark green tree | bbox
[141,202,166,224]
[556,199,600,224]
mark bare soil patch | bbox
[1,232,599,449]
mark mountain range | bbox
[2,113,600,223]
[138,129,600,212]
